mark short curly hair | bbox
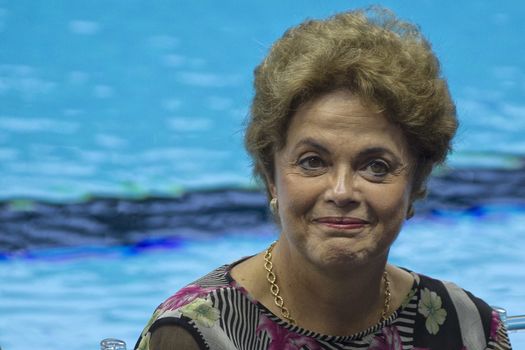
[245,7,458,203]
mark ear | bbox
[263,171,277,199]
[406,202,415,219]
[269,182,277,199]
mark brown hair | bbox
[245,7,458,203]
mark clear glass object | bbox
[100,338,127,350]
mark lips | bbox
[314,216,369,229]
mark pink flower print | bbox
[370,326,434,350]
[490,310,501,341]
[161,284,217,311]
[256,314,322,350]
[369,326,403,350]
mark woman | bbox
[135,8,512,350]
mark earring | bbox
[270,198,278,215]
[407,204,415,219]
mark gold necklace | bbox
[264,241,391,326]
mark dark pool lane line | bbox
[1,167,524,253]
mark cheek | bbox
[277,176,318,218]
[368,183,411,218]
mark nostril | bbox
[326,188,359,207]
[329,184,357,204]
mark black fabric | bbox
[412,274,464,349]
[148,316,209,350]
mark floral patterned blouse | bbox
[134,259,512,350]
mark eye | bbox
[298,155,325,170]
[363,159,390,177]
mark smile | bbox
[313,217,369,230]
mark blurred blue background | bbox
[0,1,524,349]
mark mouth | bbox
[313,217,369,230]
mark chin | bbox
[309,239,385,270]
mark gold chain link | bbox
[264,241,391,326]
[264,242,296,324]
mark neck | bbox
[270,239,389,335]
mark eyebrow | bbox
[293,138,330,154]
[357,147,402,162]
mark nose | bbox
[324,166,359,207]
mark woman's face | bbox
[268,90,414,270]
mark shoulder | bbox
[410,271,510,350]
[415,272,493,323]
[159,264,232,312]
[134,263,236,350]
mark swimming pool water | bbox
[1,207,524,349]
[0,0,524,200]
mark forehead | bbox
[285,90,409,152]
